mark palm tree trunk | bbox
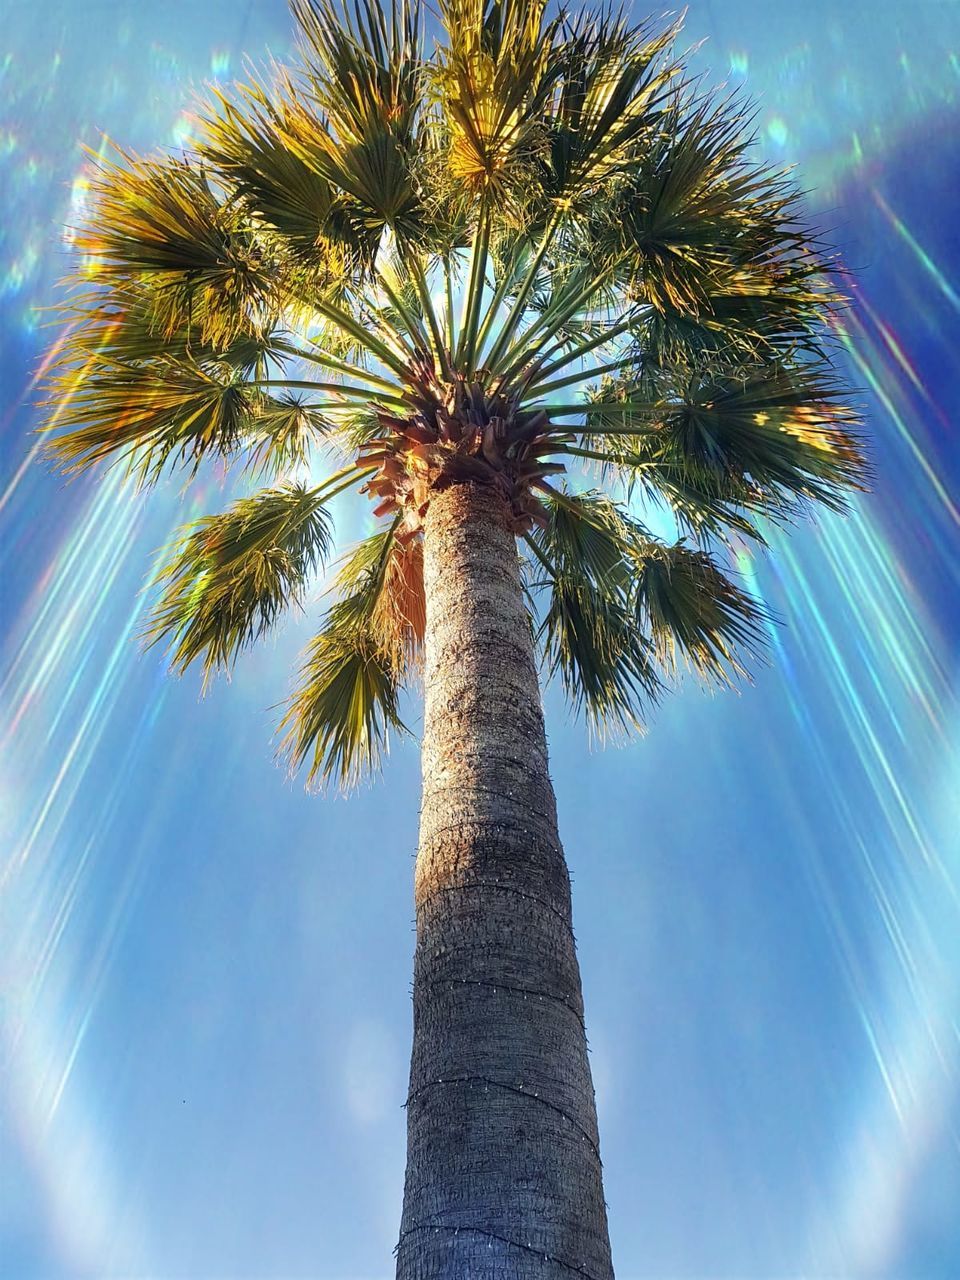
[396,481,614,1279]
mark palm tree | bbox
[42,1,866,1274]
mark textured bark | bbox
[396,482,614,1279]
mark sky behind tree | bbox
[2,2,959,1276]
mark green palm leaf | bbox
[638,259,835,369]
[530,490,661,732]
[280,525,420,787]
[291,0,424,242]
[434,0,559,204]
[75,147,275,345]
[199,78,372,271]
[541,574,659,733]
[541,11,678,202]
[294,0,421,142]
[633,541,769,683]
[598,93,823,331]
[280,616,405,789]
[576,361,866,533]
[147,482,335,681]
[540,488,634,584]
[530,489,768,707]
[650,363,866,511]
[244,393,334,476]
[44,357,255,480]
[50,283,276,373]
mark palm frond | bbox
[530,490,660,732]
[294,0,421,143]
[280,614,406,790]
[199,76,373,272]
[638,259,838,370]
[146,482,334,681]
[43,356,254,481]
[50,283,276,373]
[598,91,831,336]
[541,10,679,202]
[538,570,660,735]
[311,124,422,245]
[541,487,634,584]
[633,541,769,684]
[291,0,425,243]
[434,0,558,203]
[280,523,417,787]
[625,456,767,544]
[646,362,867,513]
[74,146,274,345]
[532,489,768,699]
[244,393,333,476]
[575,361,866,533]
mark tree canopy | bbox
[43,0,867,786]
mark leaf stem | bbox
[484,207,563,374]
[529,354,640,399]
[520,530,557,579]
[457,203,491,371]
[405,252,453,379]
[373,268,433,361]
[317,465,378,503]
[311,296,410,380]
[250,379,400,404]
[523,317,638,389]
[545,401,661,420]
[271,341,404,395]
[443,252,456,350]
[554,443,654,466]
[496,265,617,386]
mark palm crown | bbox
[44,0,866,786]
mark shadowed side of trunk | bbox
[396,482,614,1279]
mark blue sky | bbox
[2,2,959,1277]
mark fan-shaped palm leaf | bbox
[638,258,836,370]
[280,524,417,786]
[44,358,254,480]
[633,540,769,683]
[599,93,821,329]
[529,490,661,731]
[541,11,678,203]
[199,78,371,272]
[75,147,275,345]
[648,363,866,511]
[435,0,557,202]
[574,361,866,527]
[291,0,424,243]
[147,482,335,682]
[244,393,334,476]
